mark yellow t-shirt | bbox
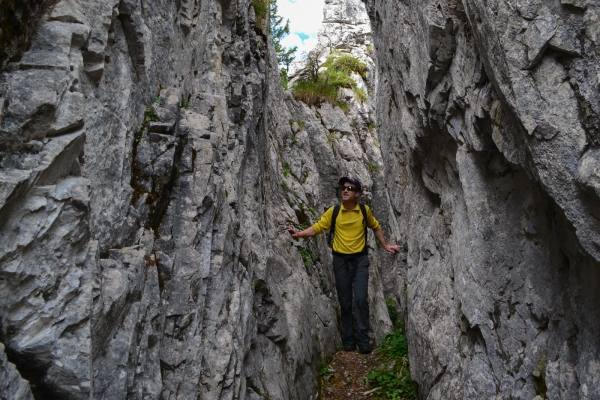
[313,203,380,254]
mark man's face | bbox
[340,183,360,201]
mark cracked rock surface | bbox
[365,0,600,398]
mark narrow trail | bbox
[320,350,383,399]
[320,329,415,400]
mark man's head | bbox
[338,176,361,201]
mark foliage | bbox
[281,69,289,90]
[368,121,376,132]
[298,248,317,266]
[367,362,415,400]
[281,180,289,191]
[385,298,399,328]
[252,0,269,30]
[367,161,381,173]
[270,0,297,81]
[336,101,349,113]
[289,119,305,129]
[318,361,334,377]
[367,330,416,400]
[327,131,338,144]
[292,52,368,107]
[145,107,157,122]
[292,79,339,105]
[322,54,368,78]
[282,159,291,177]
[354,87,368,103]
[181,99,190,110]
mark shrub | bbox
[292,52,368,107]
[325,54,368,78]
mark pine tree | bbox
[269,0,297,76]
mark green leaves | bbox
[367,330,416,399]
[292,53,368,106]
[318,362,334,377]
[270,0,297,73]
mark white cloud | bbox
[276,0,324,58]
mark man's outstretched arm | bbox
[286,226,317,239]
[373,228,400,253]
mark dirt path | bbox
[320,349,385,400]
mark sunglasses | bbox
[341,186,358,192]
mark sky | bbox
[276,0,325,59]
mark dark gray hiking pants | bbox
[332,253,370,348]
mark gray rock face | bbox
[0,0,401,399]
[364,0,600,398]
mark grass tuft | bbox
[292,52,368,107]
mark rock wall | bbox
[364,0,600,398]
[0,0,401,399]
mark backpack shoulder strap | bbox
[359,204,368,253]
[327,205,341,247]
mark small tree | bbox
[302,47,327,82]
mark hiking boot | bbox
[343,343,356,351]
[358,345,372,354]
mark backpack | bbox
[327,204,368,252]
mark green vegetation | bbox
[318,361,334,377]
[367,330,416,400]
[368,121,376,132]
[354,87,367,103]
[322,53,368,78]
[135,103,159,143]
[298,248,317,266]
[181,99,190,110]
[367,161,381,173]
[270,0,297,86]
[385,298,400,329]
[336,101,350,113]
[292,52,368,106]
[252,0,269,30]
[289,119,305,130]
[145,106,158,122]
[281,158,291,177]
[251,279,260,289]
[281,180,289,191]
[365,299,415,399]
[293,79,339,105]
[327,131,338,144]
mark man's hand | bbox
[286,226,316,239]
[286,226,300,239]
[383,244,401,254]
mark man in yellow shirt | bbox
[286,177,399,354]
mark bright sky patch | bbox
[276,0,325,59]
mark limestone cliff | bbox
[364,0,600,398]
[0,0,400,399]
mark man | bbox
[286,177,400,354]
